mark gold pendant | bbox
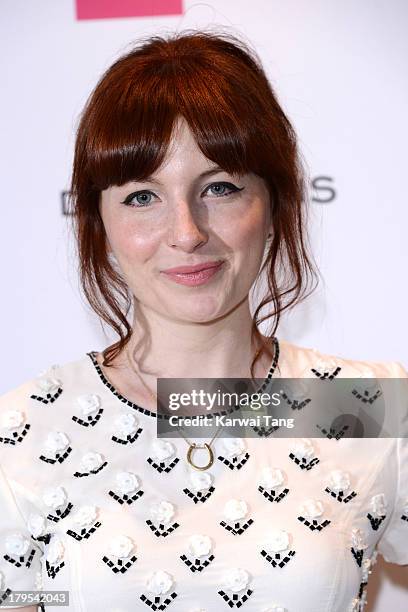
[186,442,214,471]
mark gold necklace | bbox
[125,341,277,471]
[125,348,222,471]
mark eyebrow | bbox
[131,166,227,186]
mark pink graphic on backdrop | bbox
[76,0,183,20]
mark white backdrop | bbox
[1,0,407,609]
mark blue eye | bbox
[203,182,243,198]
[120,182,244,209]
[121,191,155,208]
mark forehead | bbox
[144,117,226,180]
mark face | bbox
[99,116,272,324]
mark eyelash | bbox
[120,182,244,208]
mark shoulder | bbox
[0,353,97,434]
[277,337,408,378]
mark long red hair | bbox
[70,29,319,379]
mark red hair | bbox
[70,29,319,379]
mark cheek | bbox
[219,204,268,252]
[108,224,158,264]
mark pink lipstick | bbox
[161,260,225,286]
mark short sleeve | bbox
[0,462,44,607]
[375,361,408,565]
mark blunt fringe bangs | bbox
[70,28,319,379]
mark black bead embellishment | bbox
[217,588,253,608]
[33,533,51,545]
[358,580,368,598]
[102,554,138,574]
[46,502,73,522]
[72,408,104,427]
[0,588,12,605]
[139,591,177,610]
[260,549,296,567]
[74,461,108,477]
[30,388,63,404]
[297,516,331,531]
[310,366,342,380]
[289,453,320,470]
[145,520,180,538]
[251,426,280,438]
[66,521,102,541]
[279,390,312,411]
[258,486,289,503]
[39,446,72,464]
[146,457,180,473]
[111,429,143,444]
[108,489,144,505]
[3,547,37,568]
[182,486,215,504]
[324,487,357,503]
[0,424,31,445]
[219,519,254,535]
[367,513,386,531]
[179,553,215,572]
[86,336,280,421]
[217,453,250,470]
[46,559,65,578]
[315,424,349,440]
[351,547,364,567]
[351,388,382,404]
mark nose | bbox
[166,200,208,252]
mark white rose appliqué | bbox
[298,499,331,532]
[114,413,138,437]
[72,505,98,528]
[79,451,105,473]
[370,494,387,517]
[190,470,213,491]
[46,535,65,565]
[77,394,100,416]
[42,431,70,457]
[146,570,173,595]
[42,486,67,509]
[27,513,47,538]
[259,467,285,489]
[150,500,175,525]
[103,535,137,574]
[187,534,212,558]
[222,567,250,592]
[367,493,387,531]
[108,535,134,559]
[260,529,296,568]
[5,533,30,557]
[263,529,290,553]
[151,439,176,462]
[1,409,25,430]
[222,438,246,458]
[350,527,368,551]
[223,499,248,522]
[116,471,139,494]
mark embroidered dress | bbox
[0,338,407,612]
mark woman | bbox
[0,30,407,612]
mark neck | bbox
[120,297,273,381]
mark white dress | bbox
[0,338,407,612]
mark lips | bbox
[162,260,224,274]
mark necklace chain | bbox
[125,342,277,470]
[125,348,222,449]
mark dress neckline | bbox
[86,336,281,419]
